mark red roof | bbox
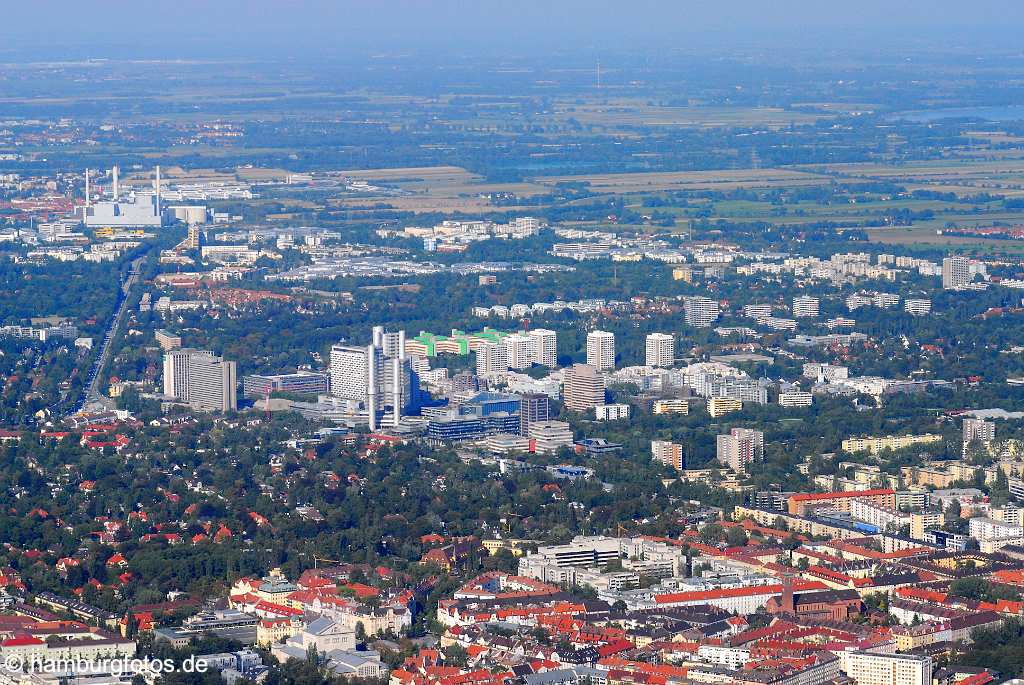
[655,580,826,604]
[790,488,894,502]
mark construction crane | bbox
[312,555,345,569]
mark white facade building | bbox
[529,328,558,367]
[595,403,630,421]
[504,334,538,370]
[942,256,971,290]
[792,295,820,318]
[645,333,675,368]
[587,330,616,371]
[683,296,719,327]
[904,299,931,316]
[844,652,932,685]
[778,390,813,407]
[476,343,509,376]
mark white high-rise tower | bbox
[586,330,615,371]
[646,333,674,368]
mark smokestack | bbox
[155,166,162,216]
[366,345,377,431]
[112,166,119,200]
[398,330,406,360]
[85,169,91,209]
[781,576,795,614]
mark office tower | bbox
[563,363,605,412]
[330,328,415,430]
[503,333,537,370]
[163,349,236,412]
[520,393,551,436]
[716,428,765,473]
[163,349,196,399]
[188,354,237,413]
[330,345,372,401]
[792,295,820,318]
[476,343,509,376]
[586,330,615,371]
[942,256,970,290]
[651,441,685,471]
[646,333,674,368]
[683,296,719,327]
[529,328,557,367]
[379,329,405,359]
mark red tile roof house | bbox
[0,429,23,443]
[106,553,128,568]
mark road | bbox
[69,255,146,416]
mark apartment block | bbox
[792,295,820,318]
[586,330,615,371]
[716,428,764,473]
[595,403,630,421]
[652,441,685,471]
[841,434,942,455]
[683,296,719,327]
[844,651,932,685]
[708,397,742,417]
[653,399,689,415]
[778,390,813,407]
[645,333,674,368]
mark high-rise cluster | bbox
[329,326,417,430]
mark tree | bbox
[699,523,724,544]
[443,644,468,668]
[724,527,748,547]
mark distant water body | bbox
[889,105,1024,123]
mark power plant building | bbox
[82,166,163,229]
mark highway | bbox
[69,255,146,416]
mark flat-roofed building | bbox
[645,333,674,368]
[528,421,573,454]
[595,403,629,421]
[844,651,932,685]
[563,363,605,412]
[652,440,685,471]
[243,371,328,398]
[788,488,896,516]
[653,399,689,415]
[586,331,615,371]
[716,428,764,473]
[708,397,742,417]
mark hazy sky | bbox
[4,1,1024,58]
